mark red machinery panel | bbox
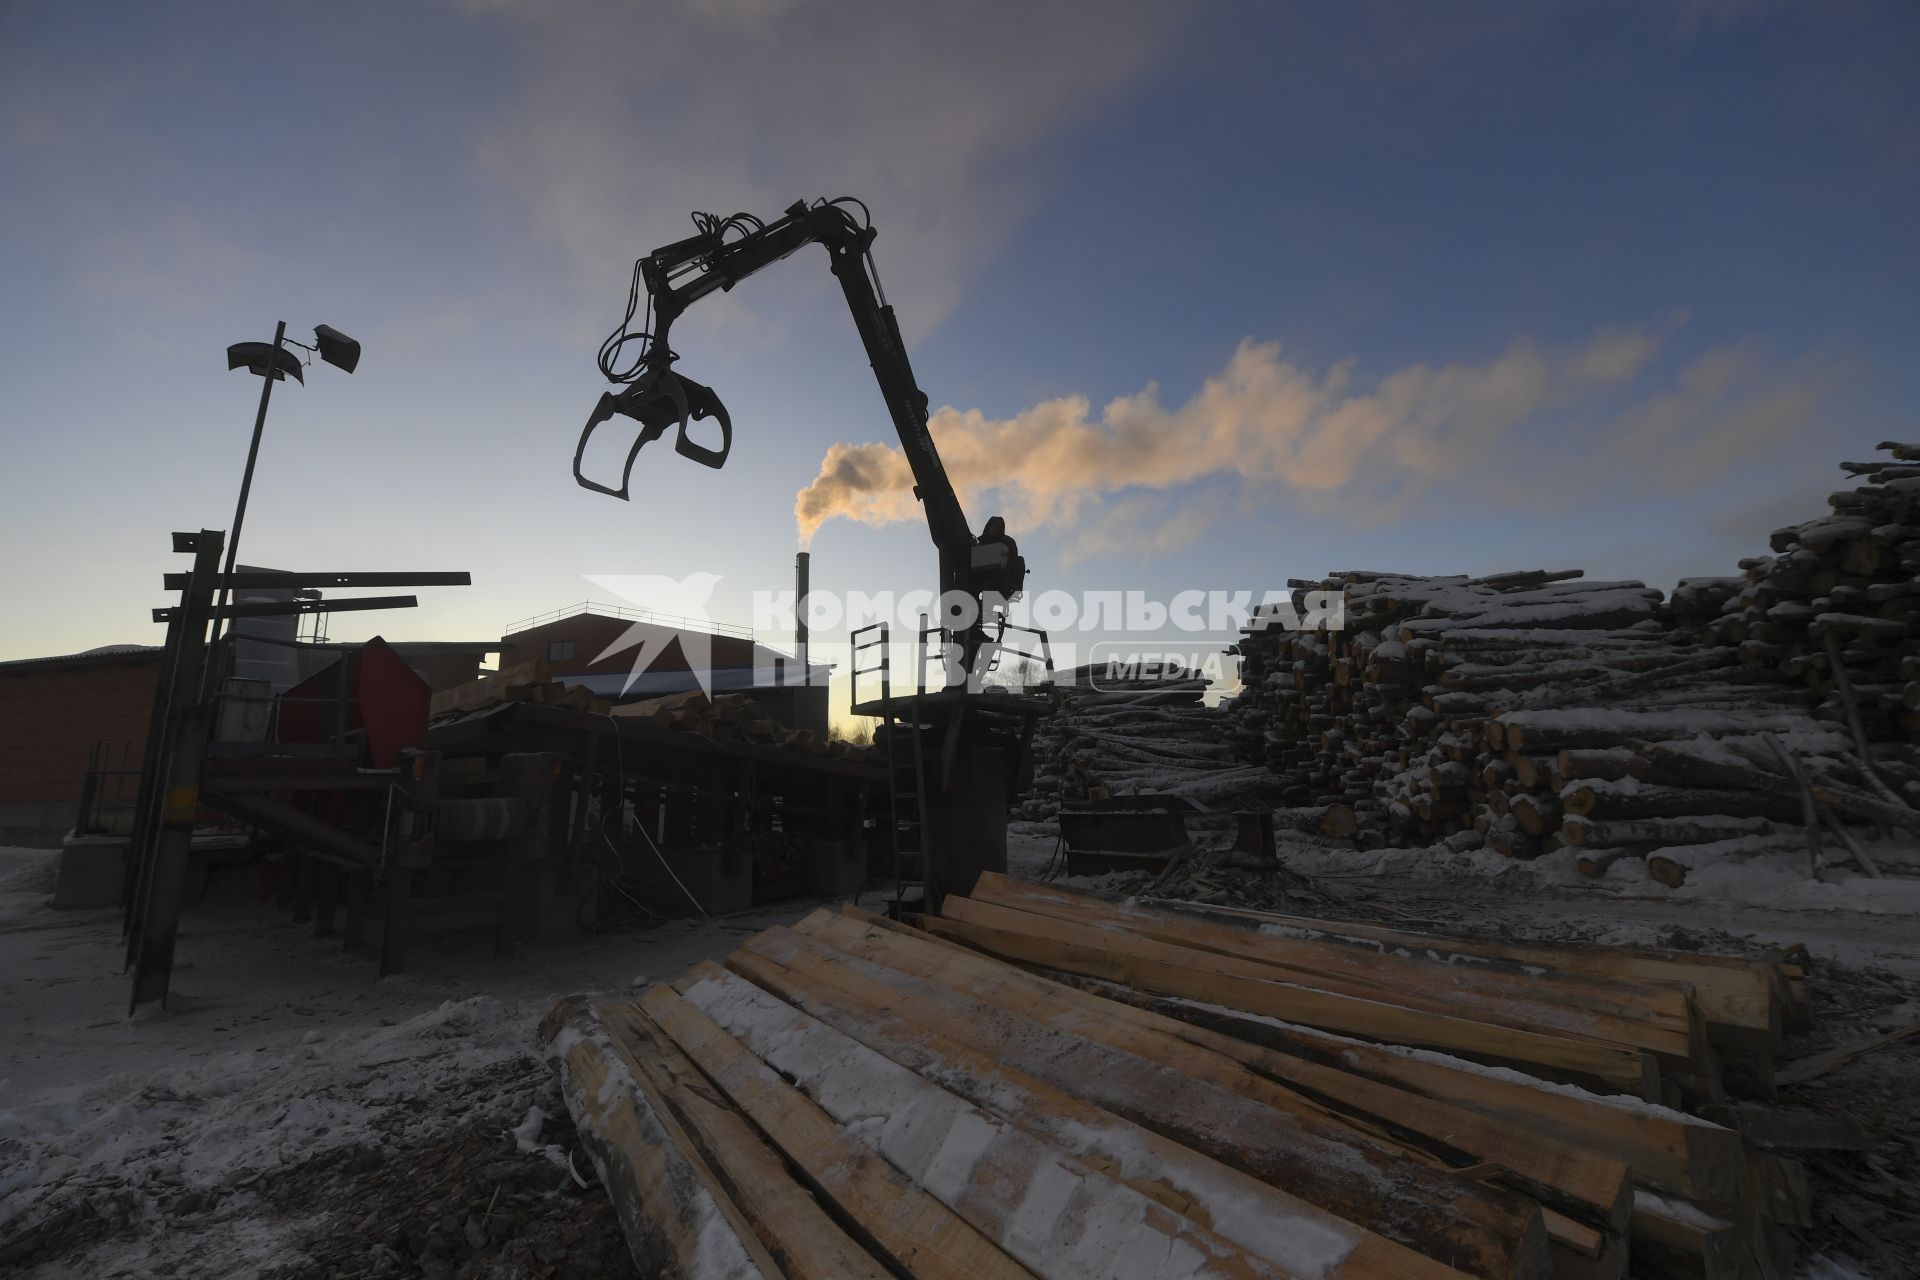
[275,636,430,767]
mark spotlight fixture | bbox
[313,324,361,375]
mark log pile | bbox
[1226,568,1783,852]
[547,871,1838,1280]
[1705,440,1920,741]
[1017,664,1281,825]
[1224,447,1920,875]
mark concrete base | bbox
[52,834,126,908]
[2,801,78,849]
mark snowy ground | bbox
[4,833,1915,1278]
[0,846,838,1278]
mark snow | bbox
[0,848,837,1277]
[1160,995,1714,1126]
[1633,1189,1731,1232]
[676,968,1318,1280]
[1272,833,1920,920]
[1,994,536,1276]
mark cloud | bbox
[467,0,1177,340]
[793,325,1843,552]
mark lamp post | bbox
[208,322,360,688]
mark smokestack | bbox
[795,550,810,685]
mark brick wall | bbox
[0,654,162,803]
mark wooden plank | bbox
[1080,978,1746,1204]
[968,875,1701,1066]
[733,924,1516,1280]
[1547,1235,1627,1280]
[635,985,1037,1280]
[1146,899,1778,1040]
[800,909,1630,1234]
[977,871,1690,1041]
[537,996,778,1280]
[930,896,1658,1095]
[1629,1191,1744,1280]
[597,1001,894,1280]
[663,963,1304,1280]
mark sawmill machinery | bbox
[573,198,1052,910]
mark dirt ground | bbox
[3,837,1915,1278]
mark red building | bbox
[0,646,163,846]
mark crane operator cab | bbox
[970,515,1025,601]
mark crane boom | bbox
[574,198,1024,676]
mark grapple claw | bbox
[572,366,733,498]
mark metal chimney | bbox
[795,550,811,684]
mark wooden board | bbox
[969,874,1702,1066]
[636,984,1039,1280]
[802,908,1630,1235]
[929,895,1658,1095]
[599,1001,896,1280]
[666,962,1306,1280]
[735,922,1521,1279]
[1145,899,1778,1041]
[538,995,779,1280]
[1084,979,1747,1204]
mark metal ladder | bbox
[851,622,934,917]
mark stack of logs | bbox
[1705,440,1920,739]
[1228,446,1920,879]
[1017,664,1280,825]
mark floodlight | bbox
[314,324,361,374]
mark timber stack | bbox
[1226,444,1920,877]
[1017,663,1280,826]
[1705,440,1920,740]
[546,872,1838,1280]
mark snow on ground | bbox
[6,830,1916,1278]
[1260,833,1920,976]
[0,846,833,1277]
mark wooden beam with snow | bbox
[732,922,1527,1280]
[928,895,1659,1095]
[538,996,780,1280]
[597,1001,896,1280]
[966,874,1701,1068]
[634,984,1038,1280]
[1145,901,1779,1043]
[802,908,1631,1235]
[664,962,1312,1280]
[1086,983,1748,1205]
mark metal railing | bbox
[74,740,144,837]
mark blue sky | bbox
[2,1,1915,702]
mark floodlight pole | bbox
[206,320,286,692]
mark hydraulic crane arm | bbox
[575,199,1024,662]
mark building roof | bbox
[503,601,755,641]
[0,644,163,672]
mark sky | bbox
[2,0,1916,707]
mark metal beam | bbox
[152,594,418,623]
[161,570,471,591]
[127,529,225,1010]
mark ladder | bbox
[851,622,935,917]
